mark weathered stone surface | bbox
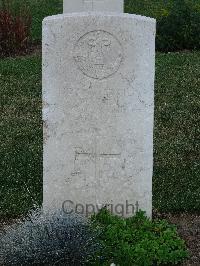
[63,0,124,13]
[43,13,156,217]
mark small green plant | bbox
[91,209,189,266]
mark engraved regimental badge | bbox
[74,30,123,80]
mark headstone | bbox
[43,2,156,217]
[63,0,124,13]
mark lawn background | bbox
[0,0,199,217]
[2,0,200,42]
[0,52,199,217]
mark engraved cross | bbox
[72,137,121,177]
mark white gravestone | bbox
[43,4,156,217]
[63,0,124,13]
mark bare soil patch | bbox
[154,211,200,266]
[0,43,41,59]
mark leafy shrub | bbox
[0,209,100,265]
[91,209,189,266]
[125,0,200,52]
[8,0,63,41]
[125,0,173,19]
[0,0,32,57]
[157,0,200,51]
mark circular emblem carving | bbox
[74,30,123,80]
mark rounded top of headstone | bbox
[43,13,156,25]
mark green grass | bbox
[0,56,42,217]
[0,52,199,217]
[154,51,200,212]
